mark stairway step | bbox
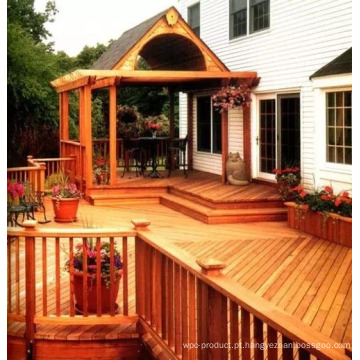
[160,194,287,224]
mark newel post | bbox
[24,221,37,359]
[196,258,227,359]
[38,163,46,192]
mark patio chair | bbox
[21,183,51,224]
[121,139,146,178]
[167,135,188,178]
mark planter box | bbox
[285,202,352,248]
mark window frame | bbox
[196,95,222,155]
[229,0,270,40]
[188,2,200,37]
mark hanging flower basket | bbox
[212,84,252,112]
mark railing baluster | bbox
[7,236,12,314]
[161,255,168,341]
[42,237,48,317]
[15,236,20,314]
[135,237,145,318]
[55,237,61,316]
[230,300,239,360]
[154,250,162,335]
[282,335,293,360]
[109,237,115,316]
[69,237,75,317]
[122,236,128,316]
[96,237,102,317]
[151,248,157,328]
[241,307,251,360]
[254,316,264,360]
[168,259,175,349]
[82,237,88,316]
[197,279,208,360]
[145,244,152,323]
[174,263,182,356]
[181,268,189,360]
[188,273,196,360]
[267,325,278,360]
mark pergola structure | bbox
[51,7,259,193]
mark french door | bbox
[257,94,300,179]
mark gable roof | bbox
[91,6,228,72]
[310,48,352,79]
[92,9,168,70]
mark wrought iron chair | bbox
[121,139,146,178]
[167,135,188,178]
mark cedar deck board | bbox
[8,198,351,348]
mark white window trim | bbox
[229,0,270,41]
[195,94,222,156]
[312,75,352,184]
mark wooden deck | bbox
[88,170,287,224]
[8,198,352,350]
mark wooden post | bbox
[81,85,93,192]
[38,163,46,192]
[243,104,252,182]
[59,92,69,157]
[187,93,193,170]
[196,258,226,276]
[169,88,175,138]
[221,110,229,184]
[109,85,117,185]
[25,223,37,358]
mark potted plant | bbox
[147,121,162,138]
[64,239,123,314]
[285,185,352,247]
[273,167,301,201]
[93,156,110,185]
[212,84,252,112]
[51,173,82,223]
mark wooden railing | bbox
[7,223,350,359]
[60,140,85,186]
[7,225,137,354]
[93,138,170,168]
[135,231,351,360]
[7,162,46,192]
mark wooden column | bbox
[221,111,229,184]
[80,85,92,192]
[109,85,117,185]
[243,104,252,181]
[59,91,69,157]
[187,93,193,170]
[169,88,175,138]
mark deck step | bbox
[89,193,161,206]
[160,194,287,224]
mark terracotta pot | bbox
[95,170,110,185]
[51,197,80,223]
[284,202,352,247]
[72,270,122,314]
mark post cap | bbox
[196,257,226,275]
[22,220,38,230]
[131,218,151,230]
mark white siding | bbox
[178,0,352,189]
[228,108,244,159]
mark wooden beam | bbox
[221,111,229,184]
[243,105,252,182]
[91,77,116,90]
[169,88,175,138]
[187,93,194,171]
[109,85,117,185]
[56,76,91,93]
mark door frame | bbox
[252,91,301,181]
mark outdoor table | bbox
[7,205,27,227]
[138,137,169,178]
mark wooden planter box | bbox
[285,202,352,248]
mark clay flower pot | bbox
[72,270,122,314]
[51,197,80,223]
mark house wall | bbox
[178,0,352,191]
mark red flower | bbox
[299,190,307,198]
[302,204,309,211]
[324,186,333,194]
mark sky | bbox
[34,0,179,57]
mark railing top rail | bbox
[7,166,40,172]
[7,227,137,238]
[31,157,75,162]
[60,140,82,146]
[137,232,349,360]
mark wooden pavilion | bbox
[51,7,259,195]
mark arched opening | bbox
[137,34,206,70]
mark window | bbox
[230,0,247,38]
[250,0,270,33]
[188,3,200,36]
[326,91,352,165]
[197,96,222,154]
[230,0,270,39]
